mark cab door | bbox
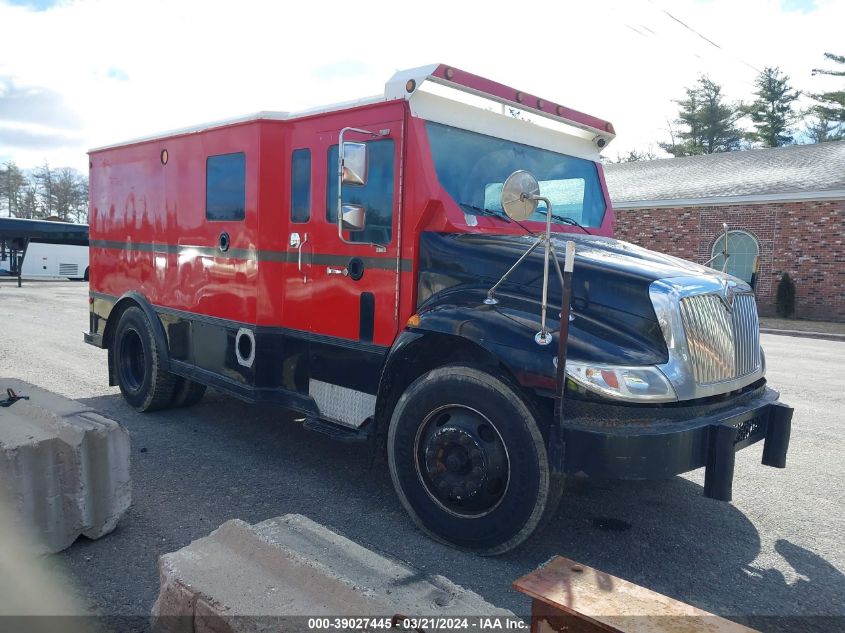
[303,119,404,348]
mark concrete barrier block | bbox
[0,379,130,554]
[152,514,512,631]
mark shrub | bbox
[776,273,796,318]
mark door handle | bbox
[298,233,308,283]
[298,234,308,272]
[326,266,348,276]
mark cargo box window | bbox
[206,152,246,221]
[291,149,311,223]
[326,139,395,245]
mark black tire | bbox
[387,365,561,555]
[113,306,177,412]
[83,267,90,281]
[171,377,207,408]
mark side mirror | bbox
[341,204,366,231]
[501,170,540,220]
[341,142,368,186]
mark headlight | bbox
[559,359,677,402]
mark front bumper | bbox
[557,386,793,501]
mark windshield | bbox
[425,122,607,228]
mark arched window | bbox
[710,230,759,283]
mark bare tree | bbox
[73,176,89,224]
[613,147,660,163]
[33,162,55,218]
[1,161,28,217]
[803,113,840,143]
[53,167,88,222]
[20,182,38,219]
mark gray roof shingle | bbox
[603,140,845,204]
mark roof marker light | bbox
[536,99,545,109]
[405,79,416,93]
[515,91,524,103]
[556,105,566,116]
[444,67,455,80]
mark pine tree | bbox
[810,52,845,133]
[776,273,796,319]
[660,76,742,156]
[745,67,799,147]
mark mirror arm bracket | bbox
[337,127,390,249]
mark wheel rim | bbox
[118,328,145,393]
[414,404,510,518]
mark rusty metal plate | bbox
[513,556,756,633]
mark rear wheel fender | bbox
[104,292,170,384]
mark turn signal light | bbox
[406,314,421,327]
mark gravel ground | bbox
[0,281,843,632]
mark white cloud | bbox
[0,0,842,170]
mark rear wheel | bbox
[171,377,206,408]
[387,365,561,555]
[113,306,176,412]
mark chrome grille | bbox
[680,292,760,385]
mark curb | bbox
[760,328,845,342]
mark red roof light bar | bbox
[428,64,615,137]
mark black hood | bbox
[417,232,738,366]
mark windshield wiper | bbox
[534,208,591,234]
[459,203,511,223]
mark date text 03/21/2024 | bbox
[306,617,528,631]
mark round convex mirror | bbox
[501,170,540,221]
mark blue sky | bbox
[0,0,842,170]
[6,0,58,10]
[781,0,818,12]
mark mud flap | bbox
[704,401,794,502]
[548,424,566,473]
[762,401,793,468]
[703,424,737,502]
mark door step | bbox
[302,417,373,443]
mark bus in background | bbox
[1,242,89,280]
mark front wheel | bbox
[387,365,560,555]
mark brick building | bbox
[604,141,845,321]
